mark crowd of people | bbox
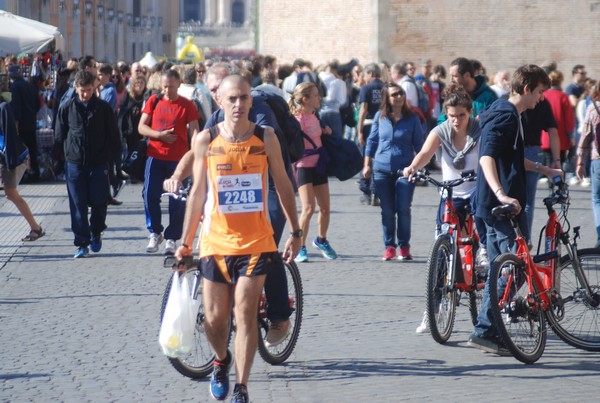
[2,50,600,402]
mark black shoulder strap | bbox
[253,124,265,141]
[151,93,163,113]
[209,125,219,141]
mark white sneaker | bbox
[476,248,490,269]
[538,177,549,184]
[581,177,591,187]
[146,233,163,253]
[568,176,580,186]
[265,319,291,347]
[164,239,177,256]
[416,311,429,334]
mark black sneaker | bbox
[230,384,249,403]
[210,351,231,400]
[108,197,123,206]
[467,334,504,354]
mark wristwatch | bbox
[290,229,303,238]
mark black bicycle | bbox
[159,254,303,378]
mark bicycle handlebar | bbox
[164,255,198,269]
[543,178,569,207]
[161,187,190,201]
[401,168,477,189]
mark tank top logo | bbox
[217,173,264,214]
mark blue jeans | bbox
[142,157,186,240]
[472,213,526,339]
[65,162,110,247]
[524,146,543,240]
[591,159,600,244]
[373,171,415,248]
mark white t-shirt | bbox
[433,121,479,198]
[399,76,419,110]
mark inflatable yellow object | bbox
[177,36,205,62]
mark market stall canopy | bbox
[139,51,159,69]
[0,10,64,56]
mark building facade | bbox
[177,0,255,58]
[2,0,178,62]
[259,0,600,78]
[1,0,255,62]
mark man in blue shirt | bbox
[98,63,117,111]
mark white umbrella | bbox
[0,10,64,56]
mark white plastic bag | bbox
[178,276,195,355]
[159,272,196,357]
[159,272,183,357]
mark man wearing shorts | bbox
[176,75,301,403]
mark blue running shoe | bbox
[74,246,89,259]
[312,237,338,259]
[294,246,308,263]
[230,384,249,403]
[210,351,231,400]
[90,234,102,253]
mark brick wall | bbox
[259,0,600,79]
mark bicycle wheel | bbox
[159,268,229,379]
[257,259,303,364]
[546,248,600,351]
[489,253,546,364]
[426,235,457,344]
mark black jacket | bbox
[55,94,120,167]
[0,100,29,169]
[475,99,526,220]
[10,78,40,132]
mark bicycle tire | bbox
[468,288,482,326]
[546,248,600,351]
[426,235,457,344]
[489,253,546,364]
[159,268,231,379]
[257,260,303,364]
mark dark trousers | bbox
[65,162,110,247]
[20,128,39,178]
[264,187,292,322]
[142,157,186,240]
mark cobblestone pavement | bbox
[1,175,599,402]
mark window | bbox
[232,0,245,25]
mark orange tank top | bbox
[199,126,276,256]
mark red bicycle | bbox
[489,177,600,364]
[412,169,486,344]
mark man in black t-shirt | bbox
[522,98,561,238]
[357,63,384,203]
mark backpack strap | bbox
[254,124,265,141]
[208,125,219,141]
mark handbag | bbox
[321,134,363,181]
[122,138,147,181]
[159,273,195,358]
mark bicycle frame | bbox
[498,188,595,315]
[438,186,480,293]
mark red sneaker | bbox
[382,246,396,261]
[398,246,413,261]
